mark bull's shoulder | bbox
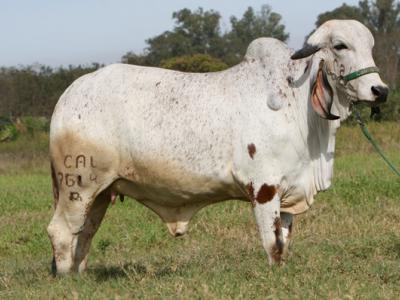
[244,38,291,62]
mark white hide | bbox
[48,20,386,273]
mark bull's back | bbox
[50,64,243,202]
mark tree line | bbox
[0,64,101,117]
[0,1,399,121]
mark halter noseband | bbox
[327,65,380,103]
[341,66,380,84]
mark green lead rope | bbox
[353,108,400,177]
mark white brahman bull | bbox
[48,20,388,274]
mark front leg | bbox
[247,182,283,264]
[233,139,293,265]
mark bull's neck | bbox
[296,72,341,193]
[307,103,341,192]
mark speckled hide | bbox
[47,20,387,274]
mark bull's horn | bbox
[291,43,320,60]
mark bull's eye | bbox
[333,43,348,51]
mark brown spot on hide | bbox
[156,81,161,87]
[247,143,256,159]
[271,217,284,263]
[256,184,276,204]
[246,182,256,206]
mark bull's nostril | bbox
[371,86,381,97]
[371,85,388,102]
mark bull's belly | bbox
[110,177,245,208]
[110,177,246,236]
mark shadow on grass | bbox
[89,260,185,282]
[89,263,144,282]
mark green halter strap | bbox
[342,67,380,84]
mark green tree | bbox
[359,0,400,89]
[224,5,289,65]
[122,5,289,67]
[160,54,228,72]
[315,3,364,26]
[0,64,101,118]
[144,8,223,66]
[121,52,150,66]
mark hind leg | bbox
[48,132,120,273]
[280,212,293,259]
[73,190,111,272]
[47,187,110,274]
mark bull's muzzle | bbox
[371,85,389,103]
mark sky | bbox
[0,0,360,67]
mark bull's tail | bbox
[50,162,59,208]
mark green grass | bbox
[0,123,399,299]
[0,132,49,175]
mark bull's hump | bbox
[245,38,290,62]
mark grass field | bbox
[0,123,400,299]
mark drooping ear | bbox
[311,62,340,120]
[291,43,321,60]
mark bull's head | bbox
[291,20,388,120]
